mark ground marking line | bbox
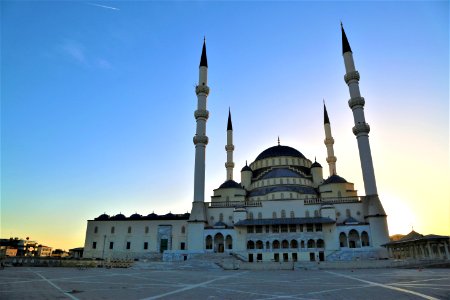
[392,283,450,287]
[33,271,80,300]
[390,277,450,285]
[140,271,247,300]
[303,283,374,295]
[202,284,318,300]
[326,271,439,300]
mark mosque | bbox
[83,25,391,262]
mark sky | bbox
[1,1,448,250]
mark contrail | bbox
[88,3,120,11]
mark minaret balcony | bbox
[195,85,210,96]
[194,109,209,120]
[193,135,209,145]
[225,162,235,168]
[225,145,235,151]
[344,71,360,84]
[348,97,365,109]
[352,123,371,136]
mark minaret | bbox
[189,39,209,223]
[323,102,337,176]
[341,24,378,196]
[341,23,389,256]
[225,109,235,180]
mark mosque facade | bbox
[83,25,391,262]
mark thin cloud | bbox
[61,40,87,64]
[88,3,120,11]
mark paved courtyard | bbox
[0,267,449,299]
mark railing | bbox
[207,200,262,208]
[304,196,363,205]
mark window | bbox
[180,242,185,250]
[299,224,304,232]
[306,224,314,232]
[346,209,351,218]
[265,225,270,233]
[247,241,255,249]
[247,226,254,233]
[305,211,310,218]
[272,211,277,218]
[315,224,322,232]
[289,224,296,232]
[127,226,132,234]
[255,225,263,233]
[181,226,185,234]
[219,213,224,222]
[274,253,279,262]
[92,242,97,249]
[281,210,286,218]
[144,242,148,250]
[145,226,149,234]
[282,240,289,249]
[258,212,262,219]
[290,211,295,218]
[126,242,131,249]
[248,212,254,220]
[314,210,319,217]
[109,242,114,249]
[272,225,279,233]
[273,240,280,249]
[94,226,98,234]
[280,225,288,233]
[111,227,115,234]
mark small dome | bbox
[322,174,348,184]
[111,213,126,220]
[95,213,109,220]
[241,165,252,172]
[255,145,305,162]
[129,213,142,220]
[147,213,158,219]
[219,180,243,189]
[311,161,322,168]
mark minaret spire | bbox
[190,39,210,223]
[225,109,235,180]
[323,101,337,176]
[341,22,352,54]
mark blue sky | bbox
[1,1,448,250]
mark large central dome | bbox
[255,145,306,161]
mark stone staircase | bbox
[326,248,378,261]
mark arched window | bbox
[361,231,370,247]
[290,240,298,248]
[348,229,360,248]
[272,211,277,219]
[305,211,310,218]
[290,211,295,218]
[338,191,342,198]
[247,240,255,249]
[226,235,233,250]
[257,212,262,219]
[316,239,325,248]
[282,240,289,249]
[219,213,224,222]
[205,235,213,250]
[281,210,286,218]
[272,240,280,249]
[307,239,316,248]
[94,226,98,234]
[111,226,115,234]
[339,232,348,247]
[181,226,185,234]
[256,240,263,249]
[248,212,254,220]
[314,210,319,217]
[346,209,351,218]
[127,226,132,234]
[145,226,149,234]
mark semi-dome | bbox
[322,174,348,184]
[255,145,305,161]
[219,180,243,189]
